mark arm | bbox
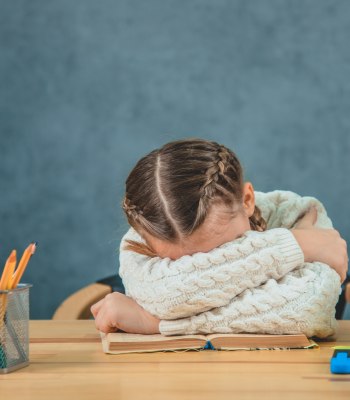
[159,262,341,338]
[255,190,333,229]
[93,208,345,336]
[120,192,346,320]
[119,227,304,319]
[93,261,340,337]
[257,191,347,280]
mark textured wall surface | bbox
[0,0,349,318]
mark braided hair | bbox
[122,139,266,256]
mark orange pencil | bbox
[0,250,17,290]
[0,250,17,330]
[10,243,37,289]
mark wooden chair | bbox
[52,275,125,320]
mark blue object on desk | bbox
[203,341,215,350]
[330,349,350,374]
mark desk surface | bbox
[1,320,350,400]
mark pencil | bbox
[0,251,17,370]
[0,251,17,325]
[10,242,37,289]
[0,251,17,290]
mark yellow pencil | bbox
[0,250,17,290]
[10,242,37,289]
[0,250,17,330]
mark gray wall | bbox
[1,0,349,318]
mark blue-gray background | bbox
[0,0,349,319]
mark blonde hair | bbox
[122,138,266,257]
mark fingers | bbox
[340,238,348,282]
[335,237,348,283]
[342,239,349,283]
[91,293,124,333]
[92,300,118,333]
[294,206,318,229]
[94,307,118,333]
[309,206,318,225]
[90,298,105,318]
[302,206,318,226]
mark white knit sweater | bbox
[119,191,341,338]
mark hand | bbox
[293,206,318,229]
[292,207,348,282]
[91,292,161,334]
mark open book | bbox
[100,332,317,354]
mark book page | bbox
[106,333,207,343]
[103,332,208,353]
[207,333,312,350]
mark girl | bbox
[91,139,348,337]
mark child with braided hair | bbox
[91,139,348,337]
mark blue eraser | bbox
[330,349,350,374]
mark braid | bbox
[217,146,230,174]
[249,205,267,232]
[193,146,237,231]
[196,144,267,233]
[122,197,143,222]
[201,146,233,197]
[122,196,158,257]
[200,145,242,200]
[122,196,156,233]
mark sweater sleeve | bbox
[119,227,304,319]
[159,262,341,338]
[255,190,333,229]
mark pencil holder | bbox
[0,283,32,373]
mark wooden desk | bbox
[1,320,350,399]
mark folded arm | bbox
[93,261,341,338]
[255,190,333,230]
[159,262,341,338]
[119,227,304,319]
[119,191,339,320]
[93,191,344,336]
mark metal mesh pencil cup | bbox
[0,284,32,373]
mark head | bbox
[122,139,266,259]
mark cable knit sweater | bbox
[119,190,341,338]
